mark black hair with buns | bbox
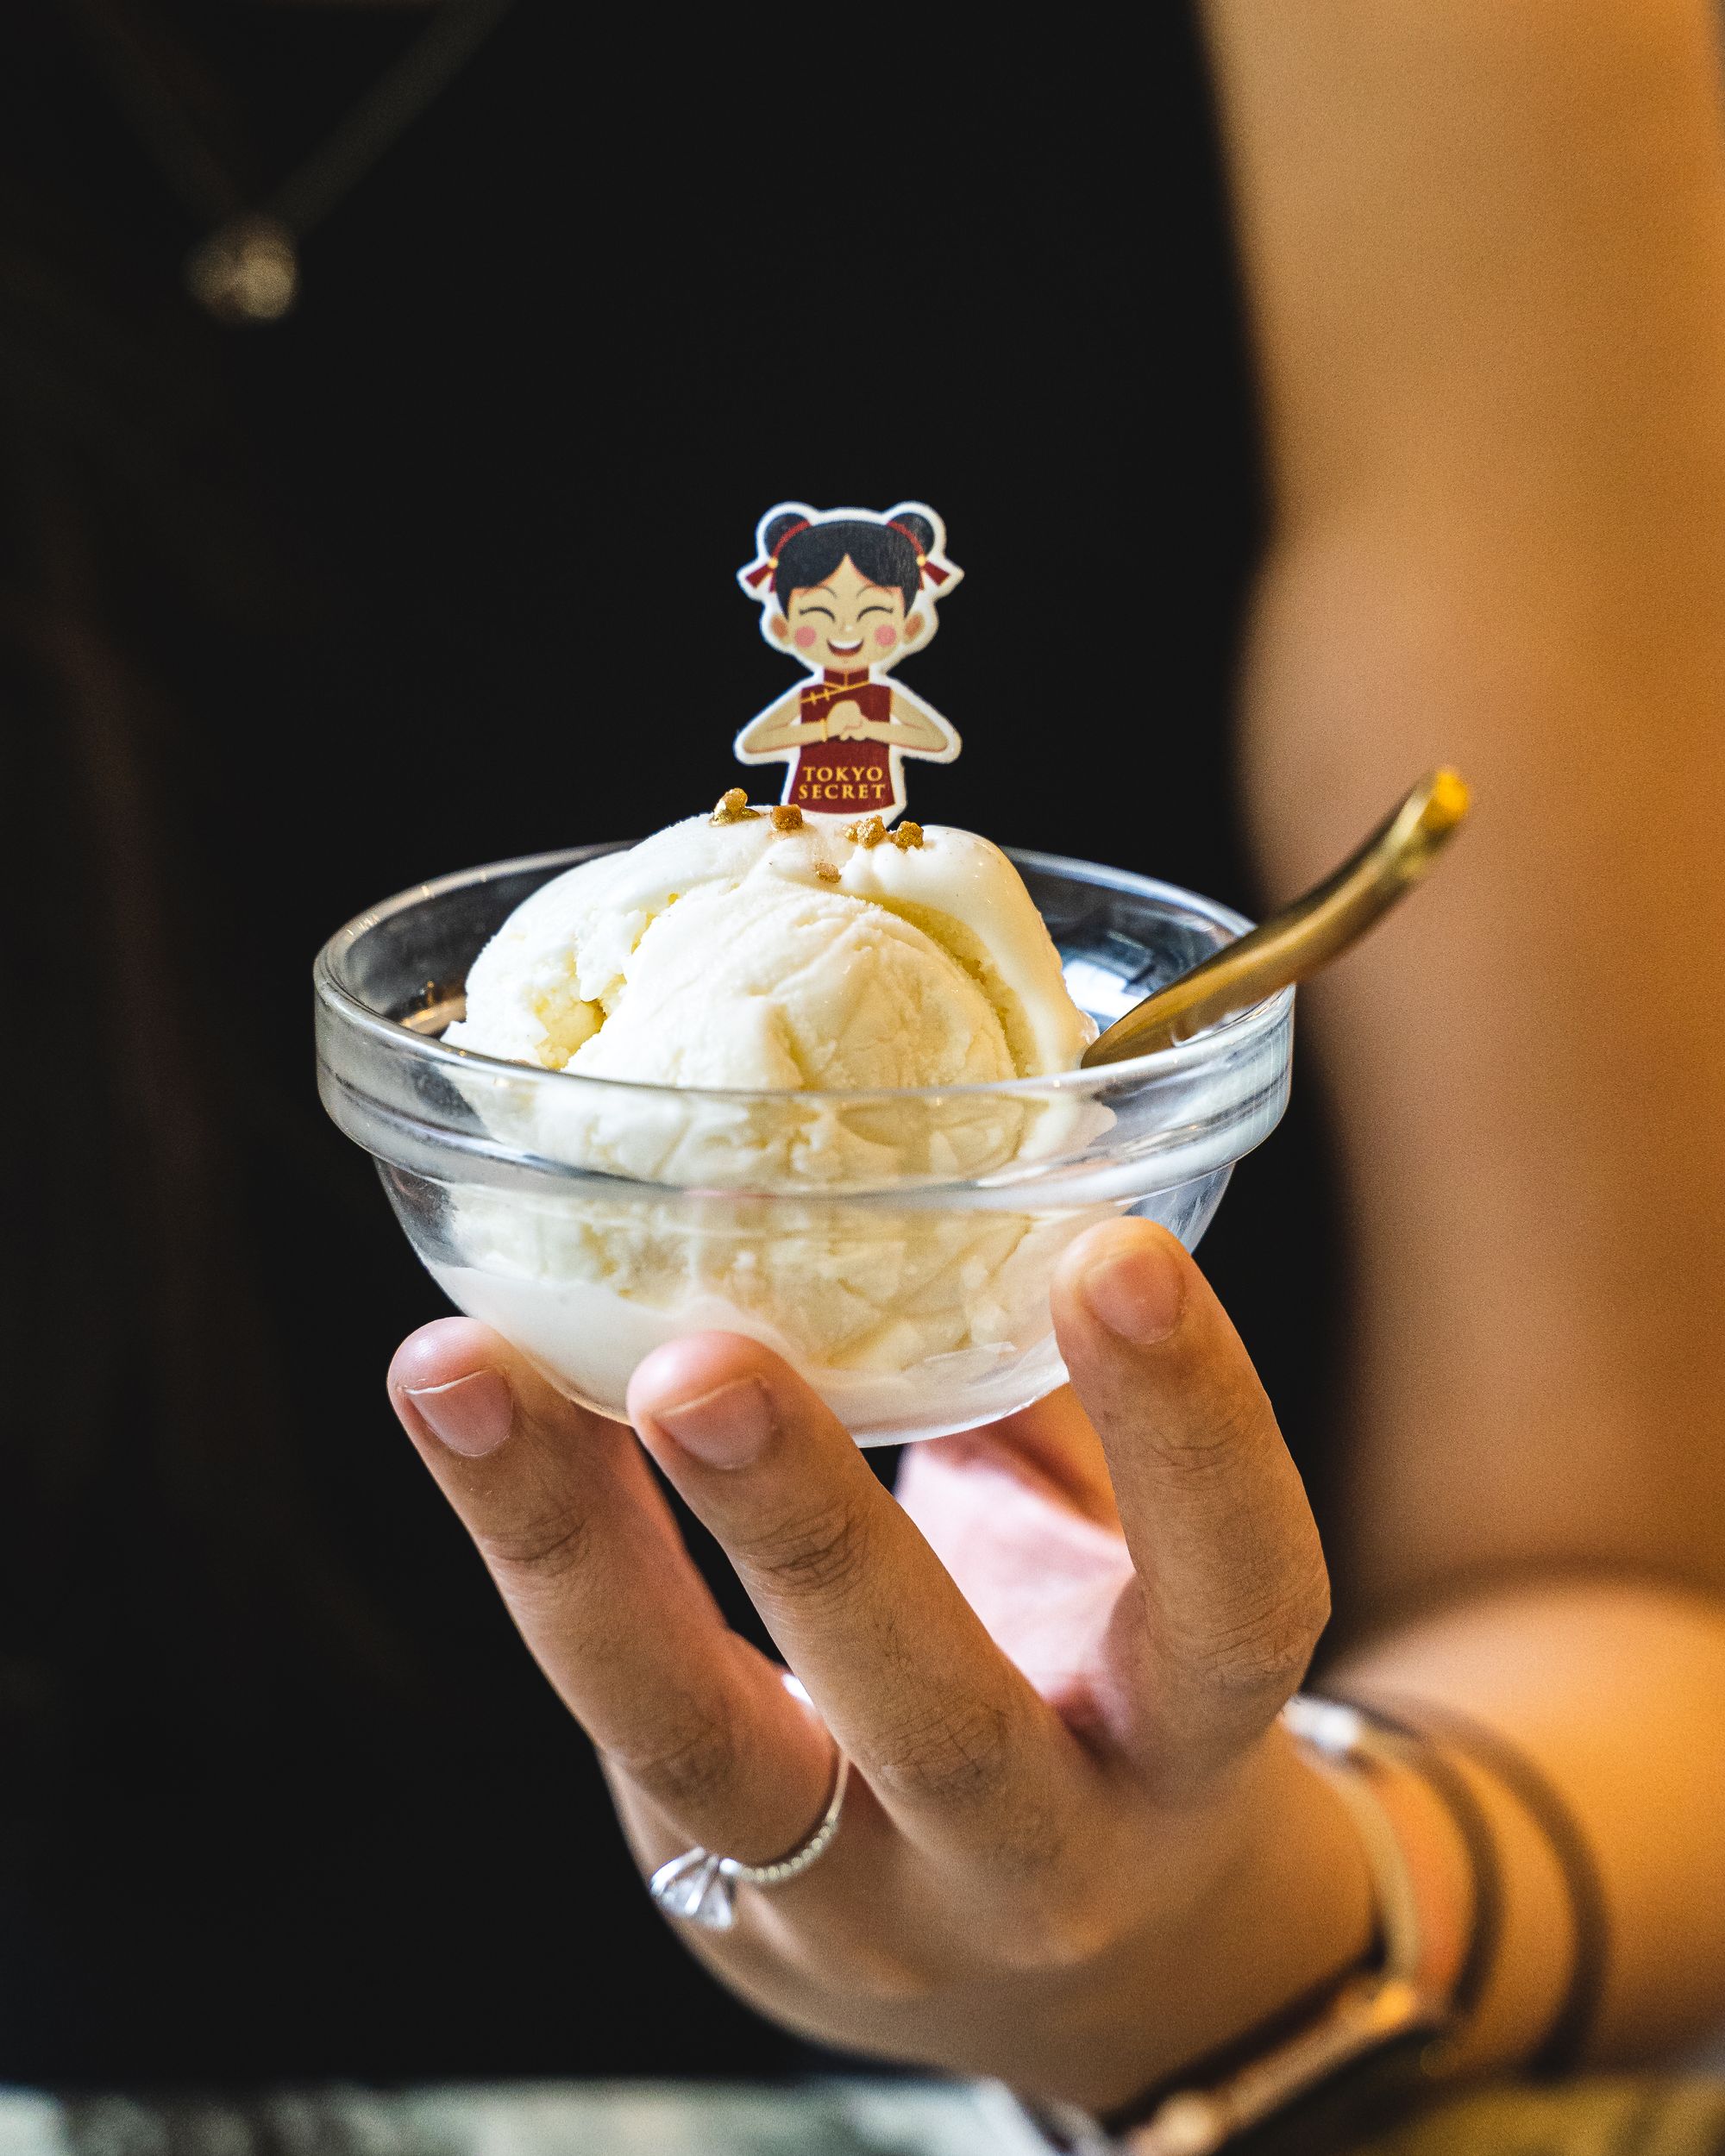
[766,511,934,617]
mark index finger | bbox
[1051,1219,1333,1786]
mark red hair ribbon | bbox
[888,518,951,587]
[741,517,812,589]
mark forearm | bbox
[737,699,812,753]
[1203,0,1725,1593]
[1197,0,1725,2078]
[856,720,933,746]
[1332,1577,1725,2065]
[881,692,947,750]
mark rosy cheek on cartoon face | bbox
[794,624,819,650]
[873,625,899,651]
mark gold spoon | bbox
[1081,767,1471,1067]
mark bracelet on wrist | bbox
[1327,1693,1506,2053]
[1355,1692,1609,2076]
[1009,1693,1501,2156]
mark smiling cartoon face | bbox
[770,555,925,673]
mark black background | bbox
[0,0,1343,2090]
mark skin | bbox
[392,1248,1376,2107]
[389,0,1725,2113]
[737,555,949,753]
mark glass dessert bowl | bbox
[315,844,1293,1445]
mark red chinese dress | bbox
[784,671,898,815]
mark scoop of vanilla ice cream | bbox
[435,806,1102,1422]
[567,878,1014,1091]
[445,808,1091,1088]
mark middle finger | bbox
[628,1332,1093,1866]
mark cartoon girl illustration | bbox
[735,502,963,823]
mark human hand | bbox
[386,1219,1371,2110]
[827,699,869,739]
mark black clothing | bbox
[0,1,1341,2085]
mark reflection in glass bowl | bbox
[315,847,1293,1445]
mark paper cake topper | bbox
[735,501,963,825]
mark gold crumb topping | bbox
[846,815,888,849]
[711,787,762,825]
[815,862,841,885]
[891,820,925,849]
[770,803,804,832]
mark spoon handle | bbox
[1081,768,1471,1067]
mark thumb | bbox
[1051,1219,1332,1786]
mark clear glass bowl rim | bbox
[312,840,1293,1110]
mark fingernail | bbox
[1081,1231,1185,1345]
[401,1369,514,1457]
[649,1377,775,1470]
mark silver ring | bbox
[647,1674,850,1931]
